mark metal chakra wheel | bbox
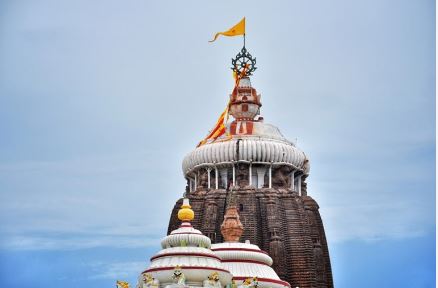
[231,46,257,76]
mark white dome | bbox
[149,247,223,270]
[145,246,231,286]
[161,222,211,249]
[142,221,233,287]
[211,242,273,266]
[211,242,290,288]
[143,243,233,286]
[182,122,307,176]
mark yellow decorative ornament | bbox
[178,198,194,222]
[116,280,130,288]
[243,278,252,285]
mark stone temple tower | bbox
[167,46,333,288]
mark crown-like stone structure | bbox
[220,205,244,242]
[229,77,261,121]
[168,61,333,288]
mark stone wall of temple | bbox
[167,182,333,288]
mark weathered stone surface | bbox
[272,166,293,188]
[167,184,333,288]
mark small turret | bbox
[220,205,244,242]
[229,77,261,121]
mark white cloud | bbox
[322,200,430,243]
[88,261,146,280]
[0,153,180,251]
[312,165,434,244]
[0,143,434,251]
[0,228,162,251]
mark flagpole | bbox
[243,33,246,48]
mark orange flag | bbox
[197,104,229,147]
[196,65,250,147]
[209,18,245,42]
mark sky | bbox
[0,0,435,287]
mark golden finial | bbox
[178,198,194,222]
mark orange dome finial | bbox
[220,205,244,242]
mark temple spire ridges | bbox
[220,203,244,242]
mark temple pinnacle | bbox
[177,198,194,222]
[231,46,257,77]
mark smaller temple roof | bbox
[140,199,233,288]
[138,199,290,288]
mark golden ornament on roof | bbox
[178,198,194,222]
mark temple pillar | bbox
[290,170,295,191]
[256,167,266,188]
[297,174,302,195]
[194,173,197,190]
[207,168,211,189]
[269,165,272,188]
[215,167,219,189]
[249,162,252,186]
[232,164,236,187]
[220,168,228,189]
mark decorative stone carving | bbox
[142,273,159,288]
[238,277,258,288]
[268,230,287,280]
[204,200,218,241]
[303,159,310,174]
[203,272,222,288]
[272,166,293,188]
[301,175,308,196]
[236,164,249,187]
[198,170,209,189]
[171,266,187,286]
[314,242,326,284]
[221,205,244,242]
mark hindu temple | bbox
[165,45,334,288]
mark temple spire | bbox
[220,202,244,242]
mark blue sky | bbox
[0,0,435,287]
